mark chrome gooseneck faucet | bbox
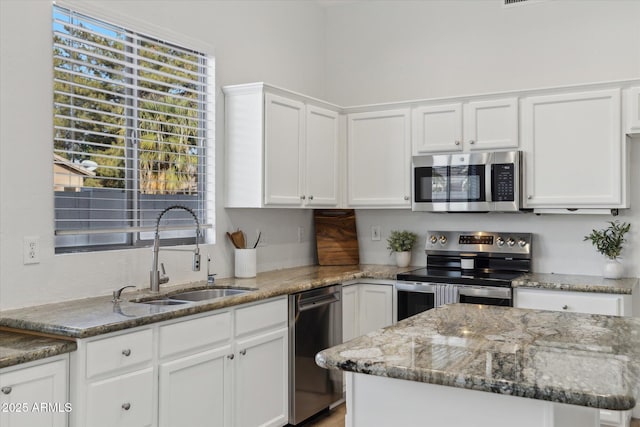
[150,205,201,292]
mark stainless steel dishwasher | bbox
[289,284,343,425]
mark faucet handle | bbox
[159,263,170,285]
[112,285,136,303]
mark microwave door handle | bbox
[486,155,493,203]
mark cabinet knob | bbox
[309,195,314,200]
[454,140,461,146]
[1,386,12,395]
[300,195,306,200]
[122,403,131,411]
[240,349,247,356]
[562,305,568,310]
[469,140,475,145]
[122,349,131,357]
[527,195,532,200]
[404,196,409,201]
[227,354,235,360]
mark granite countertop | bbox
[316,303,640,411]
[0,331,77,369]
[512,273,639,295]
[0,264,405,340]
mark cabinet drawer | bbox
[235,297,287,337]
[159,311,232,358]
[516,289,624,316]
[86,329,153,378]
[86,367,153,427]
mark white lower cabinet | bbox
[159,346,232,427]
[514,288,633,427]
[234,328,288,427]
[514,288,630,316]
[70,296,289,427]
[343,282,395,340]
[86,367,154,427]
[0,355,69,427]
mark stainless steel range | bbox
[395,230,532,321]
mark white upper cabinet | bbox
[522,88,625,209]
[347,109,411,208]
[626,86,640,134]
[224,83,340,208]
[412,98,518,154]
[264,93,305,206]
[304,105,340,206]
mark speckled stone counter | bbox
[0,331,77,369]
[316,303,640,411]
[0,264,405,339]
[512,273,638,295]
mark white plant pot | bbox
[395,251,411,268]
[603,258,624,279]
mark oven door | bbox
[396,282,436,321]
[458,285,512,307]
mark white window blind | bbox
[52,5,214,251]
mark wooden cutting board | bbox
[314,209,359,265]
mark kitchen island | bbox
[316,304,640,427]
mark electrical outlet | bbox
[23,236,40,264]
[297,227,305,243]
[371,226,381,241]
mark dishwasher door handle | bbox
[298,292,340,312]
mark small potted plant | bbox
[387,230,418,267]
[584,220,631,279]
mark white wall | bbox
[322,0,640,276]
[0,0,326,309]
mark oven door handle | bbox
[458,286,511,299]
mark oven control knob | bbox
[439,235,447,245]
[507,238,516,247]
[429,235,438,244]
[496,237,505,247]
[518,239,527,248]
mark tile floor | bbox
[302,405,640,427]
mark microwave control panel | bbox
[492,163,515,202]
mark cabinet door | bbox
[412,103,462,154]
[342,285,359,342]
[0,358,68,427]
[626,87,640,134]
[347,109,411,207]
[464,98,518,151]
[86,368,153,427]
[305,105,340,207]
[264,93,305,206]
[515,289,626,316]
[159,345,233,427]
[522,89,623,208]
[358,284,394,336]
[234,328,288,427]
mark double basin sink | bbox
[134,286,256,306]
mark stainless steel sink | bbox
[168,288,251,302]
[137,299,191,306]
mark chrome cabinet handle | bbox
[240,349,247,356]
[404,196,409,201]
[1,386,11,395]
[122,349,131,357]
[308,195,314,200]
[300,195,306,200]
[227,354,234,360]
[527,195,532,200]
[469,139,475,144]
[454,140,460,146]
[562,305,568,310]
[122,403,131,411]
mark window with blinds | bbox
[52,5,214,252]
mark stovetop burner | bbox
[396,268,523,287]
[397,230,532,287]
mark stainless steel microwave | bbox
[412,151,521,212]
